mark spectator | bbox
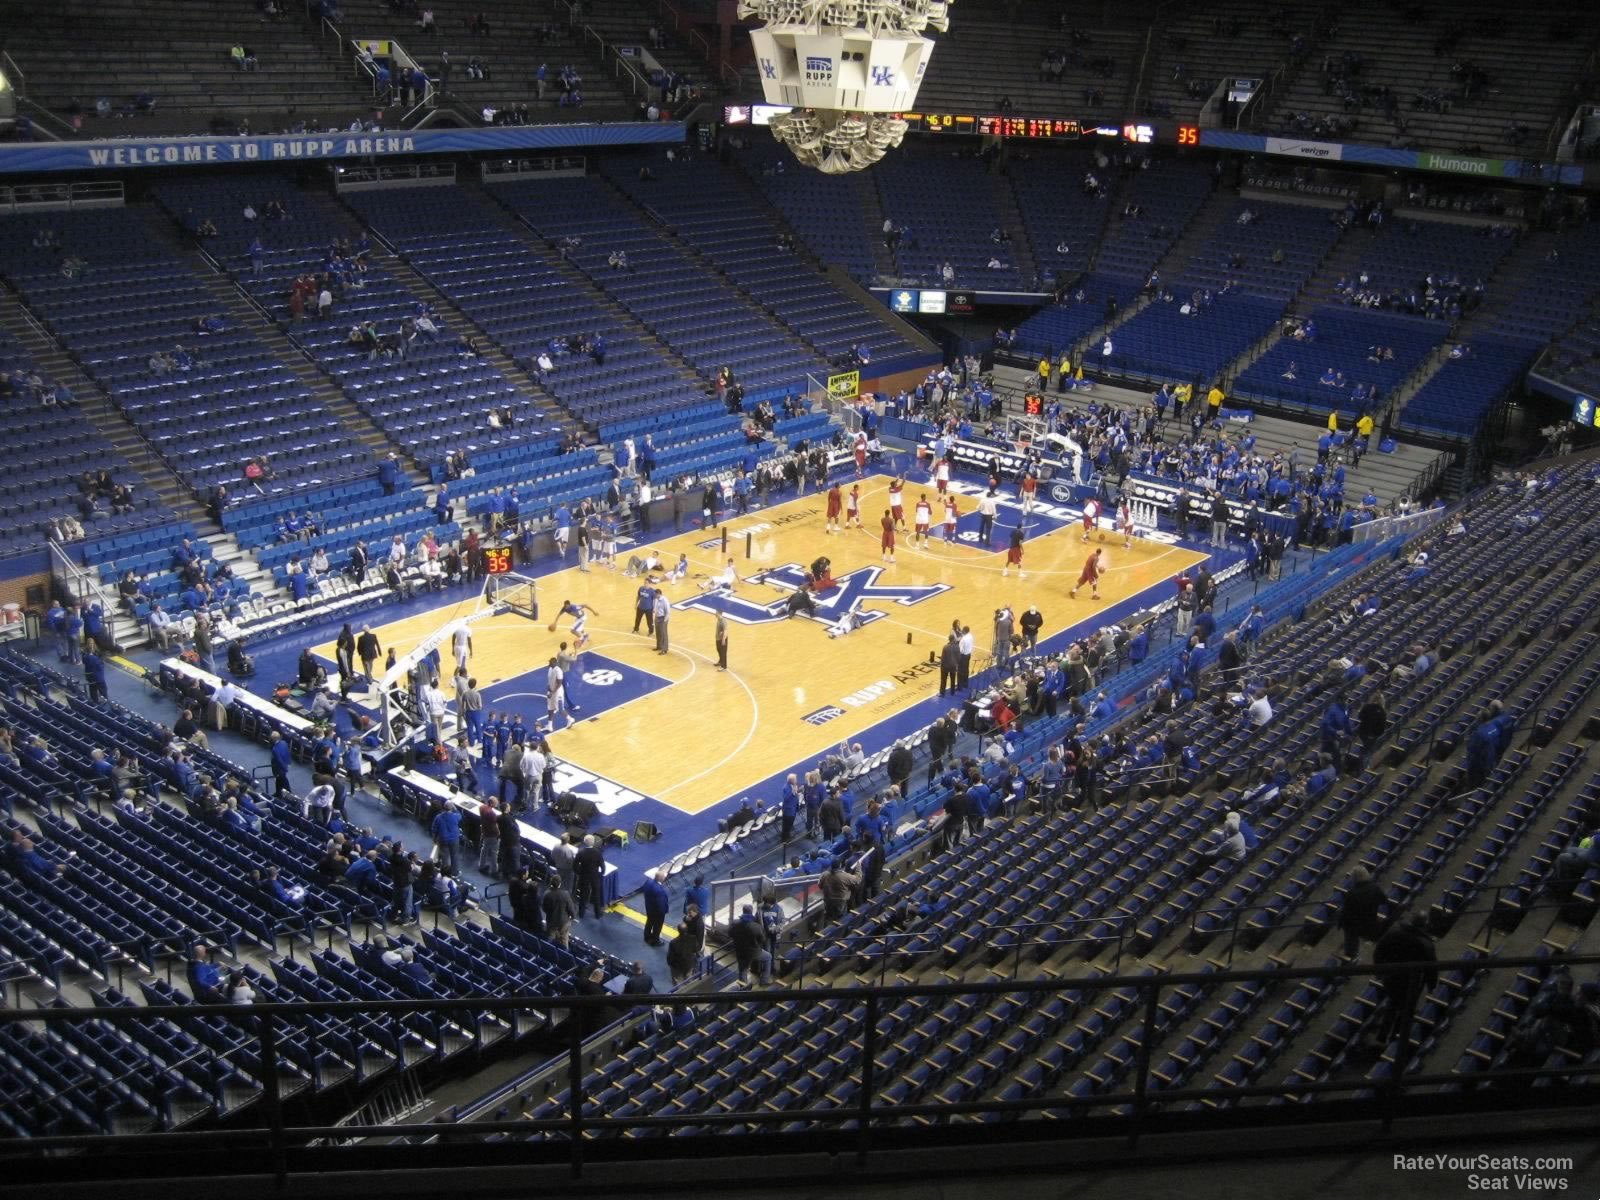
[667,903,705,983]
[1369,912,1438,1061]
[1337,866,1388,959]
[188,945,226,1003]
[729,903,772,985]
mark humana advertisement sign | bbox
[1417,149,1506,177]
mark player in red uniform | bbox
[825,482,842,534]
[1070,547,1105,599]
[935,457,951,495]
[1118,499,1136,549]
[888,477,905,528]
[913,494,933,547]
[1080,497,1100,542]
[853,431,868,477]
[1002,525,1025,578]
[846,484,862,528]
[880,510,896,563]
[942,496,959,543]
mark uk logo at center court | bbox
[673,563,950,628]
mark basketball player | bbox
[943,495,960,544]
[1020,469,1038,517]
[853,430,868,477]
[543,655,572,732]
[451,622,473,674]
[888,477,906,528]
[1081,497,1100,542]
[699,557,738,592]
[551,599,597,651]
[880,509,896,564]
[1070,547,1106,599]
[1118,498,1136,549]
[935,455,951,495]
[555,642,581,714]
[1002,525,1025,578]
[846,484,862,529]
[825,482,842,534]
[914,493,933,548]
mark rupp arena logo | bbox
[804,55,834,85]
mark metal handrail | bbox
[6,950,1599,1177]
[1,52,24,93]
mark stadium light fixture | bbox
[740,0,951,172]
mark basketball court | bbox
[311,472,1209,820]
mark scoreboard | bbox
[728,104,1201,146]
[894,113,1198,145]
[898,113,1084,138]
[484,545,514,575]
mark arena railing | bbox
[4,951,1597,1185]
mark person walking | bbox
[1338,866,1388,959]
[729,904,772,986]
[335,624,357,693]
[976,487,999,547]
[820,858,861,920]
[573,834,607,918]
[640,868,670,946]
[357,626,381,683]
[430,803,463,875]
[475,796,500,876]
[1371,911,1438,1062]
[714,611,729,671]
[667,903,705,984]
[543,880,575,948]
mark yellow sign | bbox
[827,370,860,399]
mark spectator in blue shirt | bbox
[779,773,801,842]
[640,868,670,946]
[430,805,463,874]
[1321,694,1353,757]
[188,945,225,1003]
[82,650,108,704]
[345,851,379,893]
[683,874,710,918]
[269,731,292,797]
[63,604,83,665]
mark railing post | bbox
[568,1004,586,1177]
[257,1012,287,1183]
[1128,979,1162,1145]
[855,991,879,1165]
